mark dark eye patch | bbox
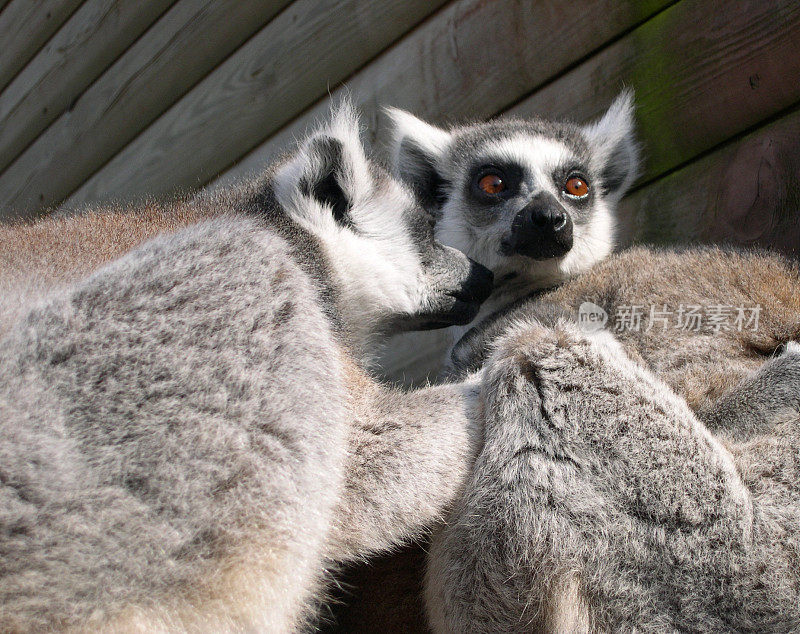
[467,161,523,204]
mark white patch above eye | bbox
[477,135,573,188]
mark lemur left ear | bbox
[582,90,640,201]
[386,108,453,215]
[274,100,371,228]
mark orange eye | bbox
[478,173,505,195]
[564,176,589,198]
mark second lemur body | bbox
[389,92,800,413]
[318,94,800,633]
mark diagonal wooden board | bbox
[33,0,450,219]
[0,0,177,175]
[0,0,293,222]
[55,0,668,215]
[0,0,83,94]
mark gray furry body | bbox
[366,97,800,631]
[0,108,492,632]
[427,319,800,633]
[451,245,800,419]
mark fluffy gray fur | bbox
[448,246,800,427]
[364,98,800,632]
[427,319,800,633]
[0,107,490,632]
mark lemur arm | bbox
[327,366,483,562]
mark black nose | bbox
[531,207,567,230]
[503,193,573,260]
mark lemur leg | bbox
[698,342,800,439]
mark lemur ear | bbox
[274,101,370,228]
[582,90,640,201]
[386,108,453,214]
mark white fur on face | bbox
[435,133,616,290]
[557,199,615,279]
[481,135,573,185]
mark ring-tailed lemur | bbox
[388,91,637,330]
[426,318,800,632]
[377,92,637,384]
[317,95,800,632]
[390,94,800,633]
[388,92,800,417]
[0,105,493,632]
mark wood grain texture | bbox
[506,0,800,184]
[0,0,292,222]
[207,0,672,193]
[215,0,800,198]
[621,106,800,257]
[53,0,450,217]
[0,0,83,94]
[0,0,176,175]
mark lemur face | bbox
[270,102,493,335]
[389,93,639,289]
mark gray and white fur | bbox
[388,91,637,327]
[426,318,800,633]
[386,96,800,630]
[389,93,800,421]
[0,105,492,632]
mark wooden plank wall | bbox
[0,0,799,381]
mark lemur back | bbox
[452,246,800,416]
[394,95,800,634]
[0,106,493,632]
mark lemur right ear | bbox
[273,101,371,229]
[582,90,641,201]
[386,108,453,215]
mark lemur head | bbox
[268,102,493,339]
[387,92,639,290]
